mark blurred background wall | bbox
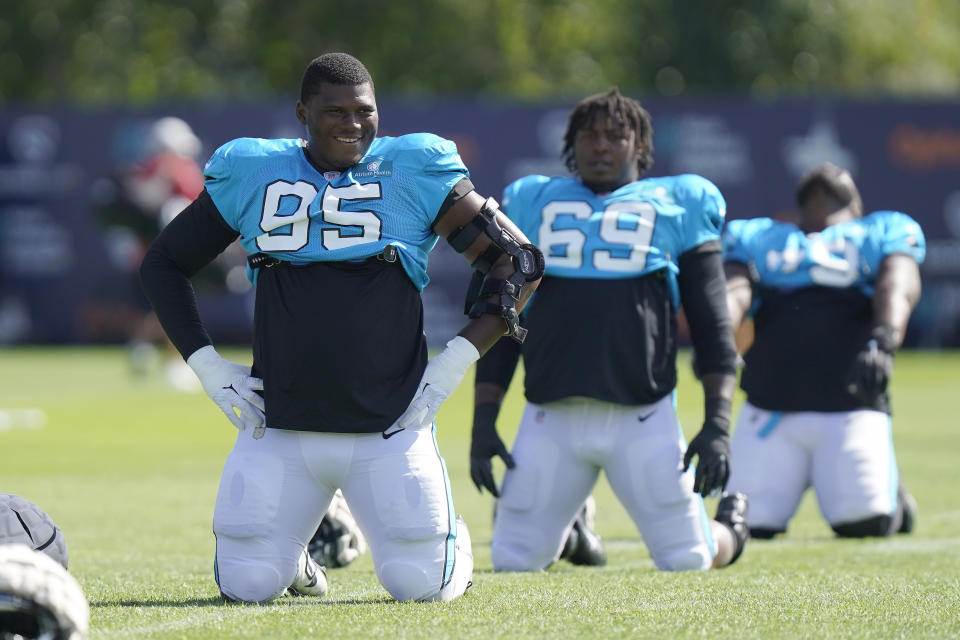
[1,0,958,348]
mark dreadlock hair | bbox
[300,53,374,103]
[562,88,654,176]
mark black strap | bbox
[447,221,485,253]
[431,177,476,231]
[247,253,284,269]
[471,243,506,272]
[248,245,398,271]
[466,271,529,343]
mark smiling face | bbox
[572,114,641,193]
[296,81,378,171]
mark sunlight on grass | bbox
[1,347,958,639]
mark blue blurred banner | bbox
[1,97,958,347]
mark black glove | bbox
[682,398,731,497]
[470,403,515,497]
[845,324,897,405]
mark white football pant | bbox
[491,395,716,572]
[726,402,900,531]
[212,422,471,602]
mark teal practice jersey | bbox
[204,134,469,291]
[502,173,725,284]
[496,172,726,405]
[722,211,926,299]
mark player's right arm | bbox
[724,260,755,354]
[139,190,265,435]
[721,218,757,354]
[139,190,237,358]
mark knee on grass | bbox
[491,539,554,572]
[832,514,894,538]
[653,547,713,572]
[749,527,783,539]
[217,559,288,603]
[379,559,470,602]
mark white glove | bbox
[396,336,480,430]
[187,345,266,438]
[329,490,367,566]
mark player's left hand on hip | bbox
[397,336,480,429]
[845,324,897,404]
[682,422,730,497]
[186,345,266,438]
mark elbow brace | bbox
[451,197,545,343]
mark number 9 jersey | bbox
[722,210,926,413]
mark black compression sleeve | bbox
[474,334,522,388]
[139,190,240,359]
[677,240,738,376]
[430,177,476,231]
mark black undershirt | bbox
[476,246,736,405]
[741,285,888,414]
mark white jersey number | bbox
[764,235,860,287]
[807,235,860,287]
[538,200,656,272]
[257,180,316,251]
[257,181,382,252]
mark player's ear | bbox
[295,101,307,125]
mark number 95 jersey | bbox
[204,134,469,291]
[202,134,469,433]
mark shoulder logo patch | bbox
[353,159,393,178]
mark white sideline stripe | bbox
[923,510,960,523]
[109,608,274,637]
[602,535,960,554]
[602,539,650,550]
[108,589,386,636]
[859,537,960,553]
[0,408,46,432]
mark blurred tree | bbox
[1,0,958,104]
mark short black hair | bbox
[562,88,654,176]
[795,162,863,218]
[300,53,374,103]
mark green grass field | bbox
[1,347,958,639]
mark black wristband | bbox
[870,323,899,353]
[473,402,501,432]
[704,397,732,433]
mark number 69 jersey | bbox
[503,173,725,285]
[205,134,469,291]
[722,210,926,413]
[501,173,725,406]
